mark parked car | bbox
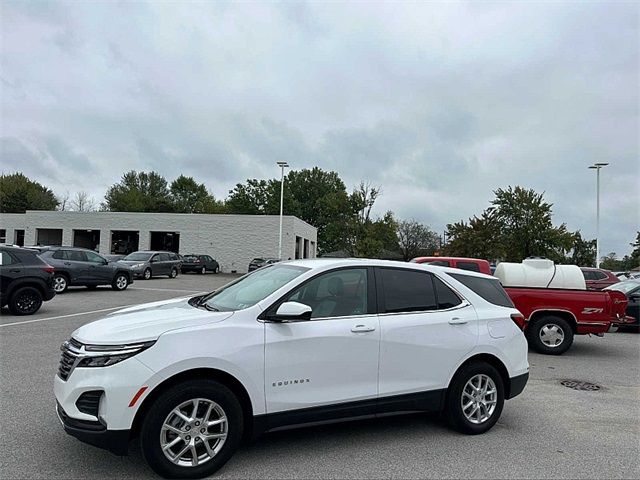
[410,256,492,275]
[55,259,529,478]
[613,271,629,280]
[181,254,220,274]
[118,251,182,279]
[248,257,280,272]
[580,267,620,290]
[1,245,56,315]
[605,280,640,331]
[39,247,134,293]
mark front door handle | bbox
[351,324,376,333]
[449,317,468,325]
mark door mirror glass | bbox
[274,301,312,321]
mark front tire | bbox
[143,268,152,280]
[200,266,207,275]
[112,273,129,291]
[445,362,504,435]
[140,380,243,479]
[9,286,44,315]
[526,315,574,355]
[53,274,68,293]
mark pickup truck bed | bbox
[505,286,629,355]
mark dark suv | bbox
[39,247,134,293]
[117,251,182,279]
[0,246,56,315]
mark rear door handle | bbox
[351,324,376,333]
[449,317,468,325]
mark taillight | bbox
[510,313,526,330]
[43,264,55,274]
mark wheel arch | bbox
[528,309,577,333]
[6,278,48,299]
[450,353,513,399]
[130,367,254,442]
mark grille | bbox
[560,380,601,391]
[76,390,103,417]
[58,340,81,381]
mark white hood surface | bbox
[72,297,233,344]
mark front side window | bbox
[284,268,369,319]
[449,273,514,308]
[201,264,308,312]
[379,268,437,313]
[123,252,152,261]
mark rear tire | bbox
[53,274,68,293]
[9,286,43,315]
[526,315,574,355]
[140,380,243,479]
[170,267,178,279]
[445,362,504,435]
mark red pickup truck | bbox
[504,286,629,355]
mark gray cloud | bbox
[1,1,638,255]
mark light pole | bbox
[277,161,289,260]
[588,162,608,268]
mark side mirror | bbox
[272,301,312,322]
[103,259,109,265]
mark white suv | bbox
[54,259,528,478]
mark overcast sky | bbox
[1,1,638,256]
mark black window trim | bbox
[374,266,469,316]
[259,266,377,323]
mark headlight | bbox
[76,341,155,368]
[131,263,145,268]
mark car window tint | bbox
[0,251,15,265]
[594,271,607,280]
[449,273,514,308]
[158,253,170,261]
[286,268,369,319]
[429,260,450,267]
[457,261,481,272]
[52,250,65,260]
[582,271,595,280]
[67,250,87,262]
[433,276,463,309]
[380,268,437,313]
[85,251,105,263]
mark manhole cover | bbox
[560,380,601,391]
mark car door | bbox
[150,253,165,275]
[376,267,478,398]
[264,267,380,414]
[65,250,89,283]
[0,251,23,302]
[84,251,112,284]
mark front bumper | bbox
[57,403,130,456]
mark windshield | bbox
[606,281,640,294]
[123,252,152,261]
[201,264,308,311]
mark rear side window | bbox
[429,260,450,267]
[593,271,607,280]
[582,270,595,280]
[67,250,87,262]
[449,273,514,308]
[0,251,16,265]
[379,268,437,313]
[433,276,463,309]
[457,261,481,272]
[52,250,66,260]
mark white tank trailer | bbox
[494,258,586,290]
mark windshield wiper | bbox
[202,303,220,312]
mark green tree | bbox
[103,171,174,212]
[444,211,504,260]
[629,231,640,268]
[170,175,224,213]
[396,219,440,261]
[0,172,58,212]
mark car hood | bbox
[72,297,234,345]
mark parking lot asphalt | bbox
[1,273,638,479]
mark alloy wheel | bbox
[54,276,67,293]
[160,398,228,467]
[461,374,497,424]
[115,275,128,290]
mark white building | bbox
[0,211,317,273]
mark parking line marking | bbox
[0,292,207,328]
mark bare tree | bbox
[56,191,70,211]
[70,191,96,212]
[397,219,440,261]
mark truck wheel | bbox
[140,380,243,479]
[9,286,44,315]
[527,315,574,355]
[445,362,504,435]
